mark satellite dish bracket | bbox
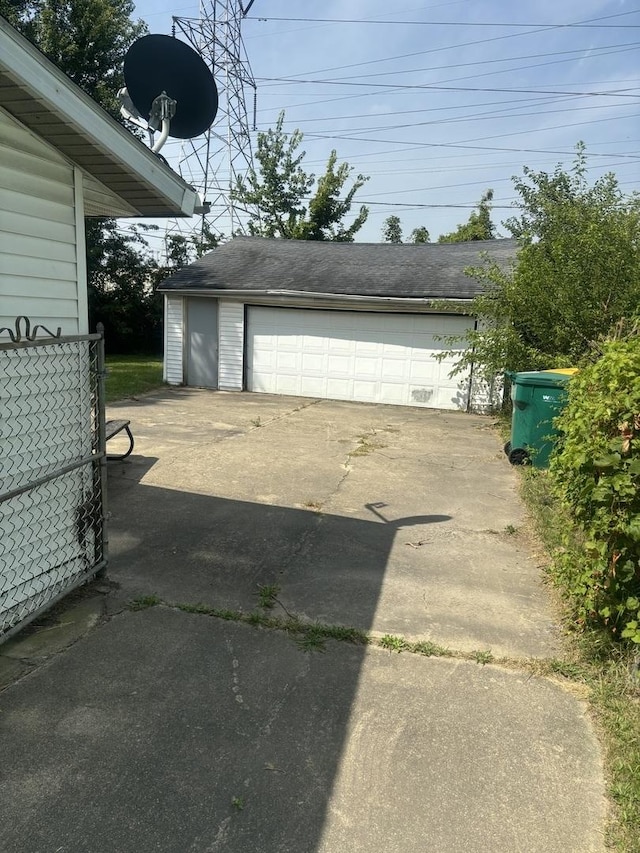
[119,87,177,154]
[149,91,177,153]
[118,87,148,131]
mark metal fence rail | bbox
[0,319,107,643]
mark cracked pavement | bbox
[0,388,607,853]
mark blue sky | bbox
[129,0,639,246]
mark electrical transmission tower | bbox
[168,0,259,250]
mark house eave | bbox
[0,16,198,218]
[158,288,472,313]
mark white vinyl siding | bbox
[164,295,185,384]
[218,300,244,390]
[247,306,474,411]
[0,109,83,334]
[83,172,137,218]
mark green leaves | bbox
[550,331,640,643]
[441,146,640,386]
[437,189,496,243]
[232,111,369,242]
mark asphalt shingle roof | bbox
[159,236,518,300]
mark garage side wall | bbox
[218,300,244,391]
[0,109,85,334]
[164,295,184,384]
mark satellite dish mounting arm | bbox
[149,91,177,153]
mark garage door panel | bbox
[276,351,298,371]
[301,352,325,372]
[381,362,409,382]
[301,377,325,395]
[353,378,377,396]
[410,360,438,382]
[246,307,472,410]
[328,354,351,373]
[380,383,406,403]
[327,377,352,398]
[353,356,378,377]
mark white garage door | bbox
[246,307,473,410]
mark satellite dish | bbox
[120,34,218,152]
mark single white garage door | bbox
[246,307,473,410]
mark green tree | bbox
[437,189,495,243]
[232,111,369,241]
[34,0,145,117]
[0,0,39,37]
[410,226,430,244]
[86,219,163,353]
[165,223,222,269]
[4,0,145,118]
[442,147,640,385]
[382,215,403,243]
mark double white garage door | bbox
[246,306,473,410]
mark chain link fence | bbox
[0,319,107,643]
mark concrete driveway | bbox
[0,389,606,852]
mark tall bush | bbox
[550,327,640,642]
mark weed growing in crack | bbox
[412,640,454,658]
[256,584,280,609]
[295,626,327,653]
[348,430,388,459]
[231,796,244,811]
[320,624,370,645]
[176,602,242,621]
[128,595,162,611]
[472,649,494,665]
[379,634,410,653]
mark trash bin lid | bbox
[539,368,579,376]
[512,369,577,388]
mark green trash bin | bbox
[504,369,577,468]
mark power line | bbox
[303,133,640,161]
[246,10,640,28]
[257,9,639,83]
[271,99,636,130]
[302,42,640,86]
[256,76,640,99]
[298,110,639,145]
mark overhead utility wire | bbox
[300,111,639,144]
[305,41,640,85]
[269,9,639,80]
[272,99,636,128]
[256,77,640,99]
[304,134,640,160]
[247,11,640,28]
[320,45,640,86]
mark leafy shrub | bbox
[550,328,640,642]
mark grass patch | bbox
[472,649,494,665]
[412,640,455,658]
[105,355,163,403]
[255,584,280,609]
[516,466,640,851]
[127,594,162,611]
[380,633,410,653]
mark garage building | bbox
[160,236,517,411]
